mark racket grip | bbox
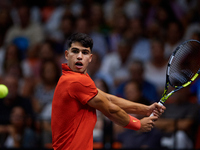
[150,101,164,117]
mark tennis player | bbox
[51,33,165,150]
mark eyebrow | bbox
[71,47,91,52]
[71,47,79,50]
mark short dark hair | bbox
[68,32,93,51]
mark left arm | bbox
[98,89,165,116]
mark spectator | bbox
[87,52,114,94]
[126,18,151,62]
[115,59,158,103]
[0,9,13,41]
[164,21,183,59]
[177,0,198,16]
[144,1,177,29]
[144,38,168,96]
[31,59,61,116]
[180,0,200,25]
[47,14,75,55]
[89,3,108,34]
[43,0,82,35]
[0,44,22,77]
[184,23,200,41]
[5,4,45,59]
[9,0,41,25]
[0,106,37,148]
[124,81,151,106]
[22,40,60,80]
[0,8,13,77]
[99,38,132,88]
[40,0,58,24]
[107,12,129,52]
[145,21,164,40]
[103,0,141,25]
[75,17,108,58]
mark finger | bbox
[159,107,165,113]
[153,109,163,117]
[153,106,165,116]
[153,110,159,115]
[155,103,165,110]
[150,116,158,120]
[162,105,166,110]
[144,127,152,132]
[147,125,154,131]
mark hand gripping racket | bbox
[150,39,200,116]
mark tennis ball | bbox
[0,84,8,99]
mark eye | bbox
[82,50,89,55]
[72,49,79,53]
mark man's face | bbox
[65,42,92,74]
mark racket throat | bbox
[161,90,175,103]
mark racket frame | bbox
[150,40,200,116]
[160,40,200,104]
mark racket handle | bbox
[150,101,164,117]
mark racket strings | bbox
[168,40,200,86]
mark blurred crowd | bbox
[0,0,200,149]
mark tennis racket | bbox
[150,39,200,116]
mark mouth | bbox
[75,62,83,69]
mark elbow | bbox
[107,103,120,115]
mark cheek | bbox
[66,54,75,62]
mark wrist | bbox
[124,115,141,130]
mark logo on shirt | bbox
[132,119,137,122]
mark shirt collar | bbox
[62,63,71,71]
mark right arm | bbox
[87,89,157,132]
[101,90,165,117]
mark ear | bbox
[65,50,69,60]
[89,54,93,63]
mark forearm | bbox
[99,103,140,130]
[88,91,130,127]
[89,89,155,131]
[106,93,149,115]
[104,103,130,127]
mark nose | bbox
[77,51,82,60]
